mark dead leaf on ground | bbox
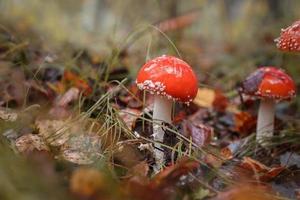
[193,88,229,112]
[182,120,213,147]
[56,87,80,107]
[0,107,18,121]
[36,119,74,146]
[118,108,142,130]
[213,183,278,200]
[124,157,199,200]
[240,157,285,182]
[60,134,102,165]
[15,134,49,153]
[220,141,241,160]
[70,168,107,197]
[234,111,256,135]
[151,157,199,188]
[63,70,92,96]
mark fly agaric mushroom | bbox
[241,67,296,144]
[275,20,300,52]
[136,55,198,170]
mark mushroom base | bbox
[256,99,275,144]
[152,95,172,171]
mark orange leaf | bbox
[240,157,285,182]
[151,157,199,188]
[240,157,270,173]
[234,111,256,135]
[193,88,228,111]
[215,183,278,200]
[63,70,92,96]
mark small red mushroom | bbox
[136,55,198,170]
[241,67,296,144]
[275,20,300,52]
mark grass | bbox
[0,0,299,199]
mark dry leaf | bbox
[193,88,229,111]
[214,183,277,200]
[182,120,213,147]
[60,134,102,164]
[240,157,285,182]
[0,108,18,121]
[220,141,241,160]
[56,87,80,107]
[63,70,92,96]
[70,168,106,197]
[156,11,198,32]
[193,88,215,108]
[118,108,142,130]
[234,112,256,135]
[151,157,199,188]
[36,119,73,146]
[15,134,49,153]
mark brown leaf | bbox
[214,183,277,200]
[240,157,285,181]
[56,87,80,107]
[129,161,149,178]
[193,88,229,112]
[63,70,92,96]
[213,90,229,112]
[0,108,18,121]
[70,168,106,197]
[15,134,49,153]
[240,157,270,173]
[204,153,223,168]
[60,134,102,165]
[151,157,199,188]
[234,112,256,135]
[156,11,198,32]
[36,119,70,146]
[118,108,142,130]
[220,141,241,160]
[182,120,213,147]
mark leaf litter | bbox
[0,3,299,200]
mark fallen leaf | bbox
[156,11,198,32]
[182,120,213,147]
[193,88,228,111]
[63,70,92,96]
[0,108,18,121]
[151,157,199,188]
[70,168,106,197]
[124,157,199,200]
[56,87,80,107]
[36,119,73,146]
[60,134,102,164]
[240,157,285,181]
[15,134,49,153]
[234,111,256,135]
[214,183,277,200]
[220,141,241,160]
[118,108,142,130]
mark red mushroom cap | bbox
[136,55,198,103]
[275,20,300,52]
[241,67,296,101]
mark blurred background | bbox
[1,0,299,86]
[0,1,300,199]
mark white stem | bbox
[256,99,275,144]
[152,95,172,171]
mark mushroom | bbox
[275,20,300,52]
[136,55,198,170]
[241,67,296,144]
